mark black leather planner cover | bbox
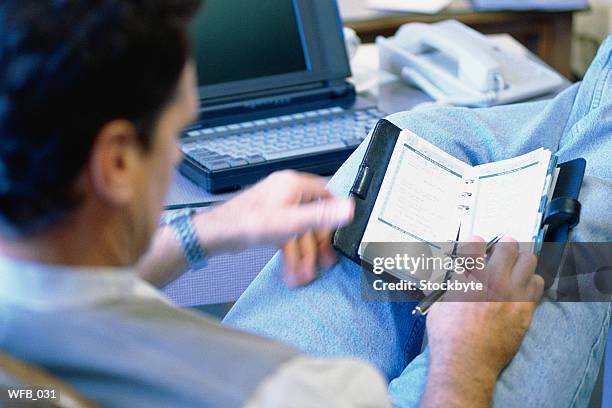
[332,119,402,263]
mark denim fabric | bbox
[224,36,612,407]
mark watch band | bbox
[161,208,208,271]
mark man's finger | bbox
[458,235,487,281]
[282,238,302,287]
[315,229,338,269]
[288,197,354,233]
[527,274,545,302]
[298,231,319,284]
[487,237,519,277]
[457,235,486,256]
[292,173,333,202]
[478,237,519,297]
[511,252,538,289]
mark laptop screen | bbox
[192,0,309,87]
[190,0,351,104]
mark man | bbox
[0,1,608,407]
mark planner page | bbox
[359,129,470,254]
[462,148,552,243]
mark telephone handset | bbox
[377,20,564,107]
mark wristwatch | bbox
[160,208,208,271]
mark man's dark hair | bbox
[0,0,201,236]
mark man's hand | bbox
[421,236,544,408]
[194,170,354,285]
[139,171,352,288]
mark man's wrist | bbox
[161,209,208,271]
[422,354,499,408]
[191,205,245,257]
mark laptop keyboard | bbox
[181,107,383,171]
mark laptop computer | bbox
[179,0,384,193]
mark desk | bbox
[338,0,584,78]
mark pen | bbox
[412,289,445,316]
[412,232,505,316]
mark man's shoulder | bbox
[0,299,299,407]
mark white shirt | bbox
[0,256,391,407]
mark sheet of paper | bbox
[472,0,587,11]
[360,130,469,253]
[366,0,452,14]
[463,149,551,242]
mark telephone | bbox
[377,20,564,107]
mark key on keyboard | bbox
[182,107,382,170]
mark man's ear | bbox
[88,119,144,207]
